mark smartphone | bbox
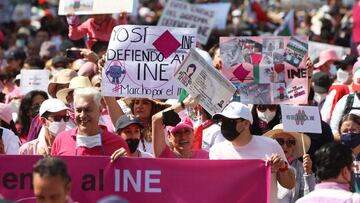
[66,49,82,59]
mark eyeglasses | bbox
[257,105,277,112]
[275,138,296,147]
[340,129,360,134]
[48,115,70,122]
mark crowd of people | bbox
[1,0,360,202]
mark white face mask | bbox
[337,68,350,84]
[47,120,67,136]
[257,109,276,123]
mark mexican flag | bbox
[274,10,295,36]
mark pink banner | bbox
[0,155,270,203]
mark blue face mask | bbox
[341,133,360,149]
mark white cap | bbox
[39,98,69,117]
[213,102,253,124]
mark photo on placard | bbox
[273,64,285,83]
[220,38,245,68]
[64,0,94,12]
[232,82,241,102]
[261,52,273,65]
[177,63,197,87]
[263,38,284,52]
[243,39,262,63]
[273,50,285,64]
[273,82,289,102]
[284,37,308,68]
[238,83,271,104]
[258,64,274,84]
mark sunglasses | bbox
[48,115,70,122]
[257,105,277,112]
[275,138,296,147]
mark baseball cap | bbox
[334,55,358,69]
[311,72,332,94]
[167,117,193,134]
[213,102,253,124]
[39,98,69,117]
[115,115,142,133]
[6,48,27,61]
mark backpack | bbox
[343,93,360,116]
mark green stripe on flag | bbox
[253,65,260,83]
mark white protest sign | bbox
[158,0,216,45]
[58,0,134,15]
[20,70,50,95]
[281,105,322,133]
[197,2,231,30]
[309,41,350,61]
[101,25,197,99]
[174,48,236,115]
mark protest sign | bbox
[158,0,216,45]
[58,0,134,15]
[20,69,50,95]
[309,41,350,61]
[0,155,270,203]
[174,48,236,115]
[101,25,197,99]
[281,105,322,133]
[220,36,308,104]
[197,2,231,30]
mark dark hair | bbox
[338,113,360,133]
[18,90,48,136]
[91,41,109,55]
[250,104,281,135]
[208,43,219,59]
[24,56,45,69]
[33,157,71,185]
[315,142,353,181]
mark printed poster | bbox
[281,105,322,133]
[174,48,236,115]
[101,25,197,99]
[220,36,308,104]
[20,70,50,95]
[158,0,216,45]
[58,0,134,15]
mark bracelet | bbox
[180,101,185,109]
[279,162,288,172]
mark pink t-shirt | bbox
[159,145,209,159]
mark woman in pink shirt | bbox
[152,96,209,159]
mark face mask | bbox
[126,138,140,154]
[337,68,349,84]
[221,119,240,141]
[314,92,326,104]
[257,109,276,123]
[31,105,41,117]
[15,39,26,47]
[340,133,360,149]
[47,120,67,136]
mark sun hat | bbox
[39,98,69,117]
[213,102,253,124]
[167,117,193,134]
[48,69,77,98]
[0,103,13,124]
[264,124,311,159]
[314,49,339,68]
[56,76,92,104]
[115,115,143,133]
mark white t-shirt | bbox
[1,127,21,154]
[202,123,225,151]
[209,136,288,203]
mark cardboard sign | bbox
[101,25,197,99]
[0,155,270,203]
[197,2,231,30]
[309,41,350,62]
[174,48,236,115]
[281,105,322,133]
[20,70,50,95]
[158,0,216,45]
[220,36,308,105]
[58,0,134,15]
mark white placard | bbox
[158,0,216,45]
[197,3,231,30]
[58,0,134,15]
[281,105,322,133]
[20,70,50,95]
[174,48,236,115]
[101,25,197,99]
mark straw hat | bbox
[56,76,92,104]
[264,124,311,159]
[48,69,77,98]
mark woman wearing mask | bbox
[264,124,315,203]
[339,113,360,192]
[115,114,153,158]
[251,104,281,135]
[18,90,48,143]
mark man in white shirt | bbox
[210,101,295,203]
